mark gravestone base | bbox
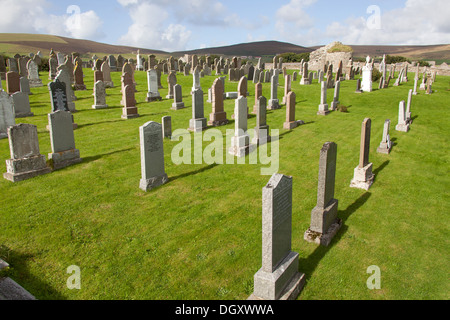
[208,112,229,127]
[330,101,339,111]
[146,93,162,102]
[122,107,139,119]
[15,111,34,118]
[139,173,169,192]
[4,156,51,182]
[304,218,342,247]
[350,163,374,191]
[252,126,271,146]
[419,84,426,90]
[29,79,43,88]
[104,81,114,88]
[317,104,330,116]
[267,99,280,110]
[74,84,87,91]
[229,135,256,158]
[0,72,5,80]
[188,118,207,132]
[355,89,363,93]
[48,149,82,170]
[395,123,410,132]
[92,104,108,110]
[225,92,238,99]
[171,102,185,110]
[300,79,311,85]
[67,102,77,113]
[283,120,304,130]
[165,94,174,100]
[377,142,392,154]
[250,251,305,300]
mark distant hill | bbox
[173,40,313,57]
[0,33,168,58]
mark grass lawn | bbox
[0,66,449,300]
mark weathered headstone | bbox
[249,174,305,300]
[0,55,6,80]
[3,124,51,182]
[406,89,413,124]
[6,71,20,95]
[121,84,139,119]
[191,68,201,93]
[73,62,86,90]
[252,82,263,114]
[188,88,207,132]
[166,71,177,99]
[304,142,341,246]
[139,121,169,191]
[350,118,375,190]
[55,68,77,112]
[283,92,304,130]
[162,116,172,139]
[395,100,410,132]
[282,74,291,105]
[377,120,392,154]
[12,92,33,118]
[94,70,104,83]
[145,69,162,102]
[300,62,310,85]
[330,80,340,111]
[101,62,114,88]
[268,75,280,110]
[361,56,373,92]
[252,96,270,146]
[229,96,255,157]
[19,77,31,95]
[26,60,42,87]
[171,84,185,110]
[47,110,82,170]
[92,80,108,109]
[355,78,363,93]
[317,81,330,116]
[0,90,16,139]
[108,55,117,72]
[208,78,228,127]
[48,55,58,80]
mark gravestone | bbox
[0,90,16,139]
[3,124,51,182]
[92,80,108,109]
[355,78,363,93]
[317,81,330,116]
[7,58,19,73]
[171,84,185,110]
[425,75,432,94]
[48,56,58,80]
[73,62,86,90]
[326,64,334,89]
[12,92,33,118]
[208,78,228,127]
[94,70,103,83]
[395,101,410,132]
[377,120,392,154]
[229,96,255,157]
[282,75,291,105]
[283,92,304,130]
[304,142,341,246]
[253,69,260,84]
[252,96,270,146]
[268,75,280,110]
[122,84,139,119]
[64,56,75,85]
[27,60,42,87]
[293,71,298,82]
[146,69,162,102]
[300,62,310,85]
[55,68,77,112]
[412,77,418,95]
[121,72,134,97]
[361,56,373,92]
[0,55,6,80]
[162,116,172,139]
[48,110,82,170]
[19,77,31,95]
[330,80,340,111]
[101,62,114,88]
[166,71,177,99]
[191,68,201,93]
[406,89,413,124]
[350,118,375,190]
[249,174,305,300]
[6,71,20,95]
[108,55,117,72]
[252,82,263,114]
[188,88,207,132]
[139,121,169,191]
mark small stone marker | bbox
[188,88,207,132]
[3,124,51,182]
[283,92,304,130]
[395,101,410,132]
[377,120,392,154]
[0,90,16,139]
[48,110,82,170]
[92,80,108,109]
[162,116,172,139]
[146,69,162,102]
[139,121,169,191]
[249,174,305,300]
[350,118,375,190]
[171,84,185,110]
[304,142,342,246]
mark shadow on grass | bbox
[77,119,124,129]
[373,160,390,182]
[170,163,219,182]
[298,192,372,283]
[77,147,135,165]
[0,245,67,300]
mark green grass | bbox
[0,67,449,300]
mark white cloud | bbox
[323,0,450,45]
[0,0,104,40]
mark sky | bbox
[0,0,449,52]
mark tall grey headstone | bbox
[171,84,185,110]
[139,121,169,191]
[318,81,330,116]
[146,69,162,102]
[229,96,255,157]
[188,88,207,132]
[330,80,340,111]
[267,75,280,110]
[252,96,270,146]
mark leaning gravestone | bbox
[0,90,16,139]
[395,101,410,132]
[377,120,392,154]
[12,92,33,118]
[139,121,169,192]
[350,118,375,190]
[55,68,77,113]
[304,142,342,246]
[48,110,82,170]
[92,80,108,109]
[3,124,51,182]
[249,174,305,300]
[330,80,341,111]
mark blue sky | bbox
[0,0,449,52]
